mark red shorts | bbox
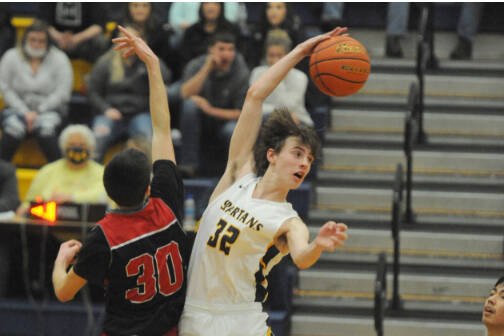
[102,326,177,336]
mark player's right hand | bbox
[56,239,83,266]
[314,221,348,252]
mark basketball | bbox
[309,35,371,97]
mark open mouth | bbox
[484,306,495,314]
[294,172,304,180]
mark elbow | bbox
[291,256,313,270]
[54,290,74,303]
[246,85,264,102]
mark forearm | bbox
[73,25,103,45]
[208,107,240,120]
[52,260,72,301]
[180,64,211,98]
[290,240,323,270]
[248,46,305,102]
[146,57,170,134]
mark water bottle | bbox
[183,194,196,231]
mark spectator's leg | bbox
[128,112,153,140]
[92,115,118,163]
[32,112,62,162]
[179,99,201,173]
[321,3,344,31]
[385,3,409,58]
[0,111,27,162]
[450,3,483,60]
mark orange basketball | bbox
[309,36,371,97]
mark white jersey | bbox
[185,173,299,308]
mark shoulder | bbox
[87,160,105,173]
[0,48,21,64]
[38,159,65,175]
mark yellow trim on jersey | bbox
[266,327,272,336]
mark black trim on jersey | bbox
[254,245,281,303]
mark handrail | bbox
[390,164,403,311]
[404,82,419,223]
[374,252,387,336]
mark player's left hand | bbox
[56,239,82,267]
[112,25,157,65]
[314,221,347,252]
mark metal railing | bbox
[390,164,403,310]
[404,82,420,223]
[374,252,387,336]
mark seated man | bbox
[179,31,249,176]
[16,124,109,217]
[0,20,72,163]
[37,2,109,62]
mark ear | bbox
[145,185,151,197]
[266,148,277,164]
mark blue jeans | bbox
[92,112,152,162]
[180,99,237,167]
[387,3,482,41]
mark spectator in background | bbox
[38,2,109,62]
[250,29,313,127]
[179,2,242,66]
[0,158,19,297]
[483,276,504,336]
[0,3,15,58]
[178,31,249,177]
[88,26,171,162]
[247,2,305,69]
[385,3,483,60]
[169,2,247,49]
[114,2,179,80]
[0,20,72,163]
[320,3,345,32]
[16,124,109,217]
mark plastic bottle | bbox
[183,194,196,231]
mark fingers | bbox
[117,25,134,39]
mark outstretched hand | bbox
[314,221,348,252]
[297,26,349,57]
[112,25,157,65]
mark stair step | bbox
[297,270,494,300]
[291,314,484,336]
[322,148,504,174]
[359,73,504,98]
[331,109,504,136]
[332,94,504,113]
[308,228,504,257]
[316,187,504,217]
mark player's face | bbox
[266,45,287,66]
[270,136,313,189]
[129,2,151,24]
[210,41,236,71]
[202,2,221,22]
[266,2,287,27]
[483,283,504,330]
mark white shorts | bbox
[178,301,273,336]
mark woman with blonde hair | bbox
[88,26,171,162]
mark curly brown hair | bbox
[253,108,320,177]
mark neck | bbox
[204,21,217,33]
[253,170,289,202]
[487,327,504,336]
[66,159,88,170]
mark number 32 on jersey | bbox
[207,218,241,255]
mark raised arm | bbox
[113,25,175,163]
[209,27,348,201]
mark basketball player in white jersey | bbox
[179,27,349,336]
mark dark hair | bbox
[122,2,157,38]
[208,30,236,47]
[253,108,320,177]
[103,148,151,207]
[21,19,52,58]
[198,2,227,26]
[495,276,504,288]
[259,2,297,34]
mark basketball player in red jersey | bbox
[52,26,189,336]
